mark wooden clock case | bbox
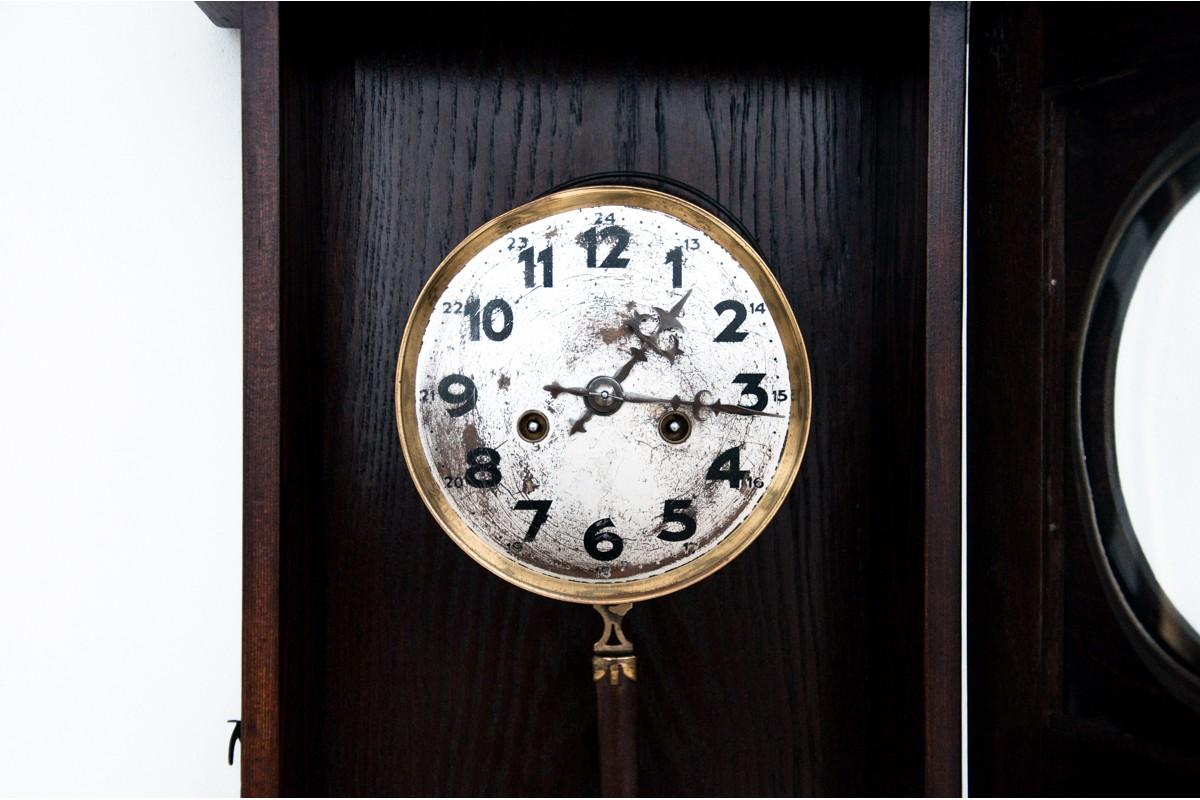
[204,3,965,795]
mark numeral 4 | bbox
[706,446,749,488]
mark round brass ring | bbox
[395,186,813,604]
[658,411,692,444]
[517,410,550,443]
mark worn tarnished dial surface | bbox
[396,187,810,603]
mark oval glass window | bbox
[1077,126,1200,708]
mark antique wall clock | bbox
[395,185,811,793]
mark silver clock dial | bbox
[412,201,793,586]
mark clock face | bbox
[396,187,810,603]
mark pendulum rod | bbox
[593,603,638,797]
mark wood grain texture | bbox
[922,4,966,796]
[240,3,280,797]
[242,4,961,795]
[968,4,1200,795]
[966,8,1052,793]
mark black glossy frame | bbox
[1075,122,1200,711]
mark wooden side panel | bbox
[968,4,1200,795]
[240,2,281,796]
[923,4,966,796]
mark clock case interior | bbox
[233,5,964,796]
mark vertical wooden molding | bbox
[241,3,281,797]
[924,2,967,795]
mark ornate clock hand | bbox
[650,287,692,334]
[622,322,681,362]
[546,381,783,422]
[611,347,647,382]
[547,347,648,434]
[620,389,784,418]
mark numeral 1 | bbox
[665,246,683,288]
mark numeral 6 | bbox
[584,517,623,561]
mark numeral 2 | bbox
[713,300,748,342]
[582,226,630,270]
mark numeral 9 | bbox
[437,374,477,417]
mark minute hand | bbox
[620,390,784,418]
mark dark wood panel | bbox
[240,3,281,797]
[230,3,963,795]
[968,4,1200,795]
[967,8,1051,793]
[922,5,966,795]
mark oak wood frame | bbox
[215,2,967,794]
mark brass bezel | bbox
[395,186,812,604]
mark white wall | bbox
[0,3,242,796]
